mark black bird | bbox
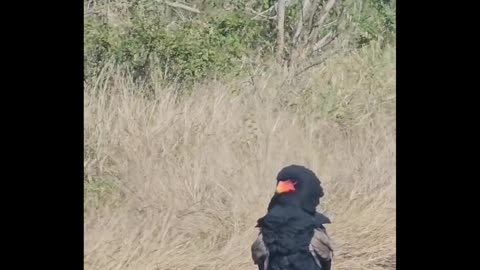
[251,165,333,270]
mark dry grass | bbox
[84,43,396,270]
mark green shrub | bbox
[357,0,396,47]
[84,0,396,85]
[84,9,271,84]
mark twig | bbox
[317,0,337,29]
[294,58,328,77]
[293,0,314,45]
[294,48,346,77]
[247,6,276,20]
[312,31,338,53]
[157,0,201,14]
[308,0,337,42]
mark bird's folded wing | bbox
[252,228,333,270]
[309,227,334,269]
[251,232,269,270]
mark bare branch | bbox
[318,0,337,27]
[293,0,314,45]
[294,48,344,77]
[157,0,201,14]
[313,31,333,51]
[247,6,276,20]
[308,0,337,42]
[292,20,303,46]
[306,0,321,38]
[307,32,337,59]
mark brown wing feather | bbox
[251,232,269,270]
[252,228,333,270]
[309,227,334,269]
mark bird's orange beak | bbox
[276,180,296,194]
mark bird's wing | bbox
[313,212,331,225]
[251,232,269,270]
[309,227,334,270]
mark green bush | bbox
[84,0,396,85]
[357,0,396,47]
[84,10,271,84]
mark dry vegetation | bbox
[84,42,395,270]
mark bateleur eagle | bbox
[251,165,333,270]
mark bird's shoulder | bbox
[313,212,331,227]
[310,212,333,259]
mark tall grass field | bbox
[84,1,396,269]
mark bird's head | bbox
[268,165,324,214]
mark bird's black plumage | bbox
[267,165,324,215]
[252,165,333,270]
